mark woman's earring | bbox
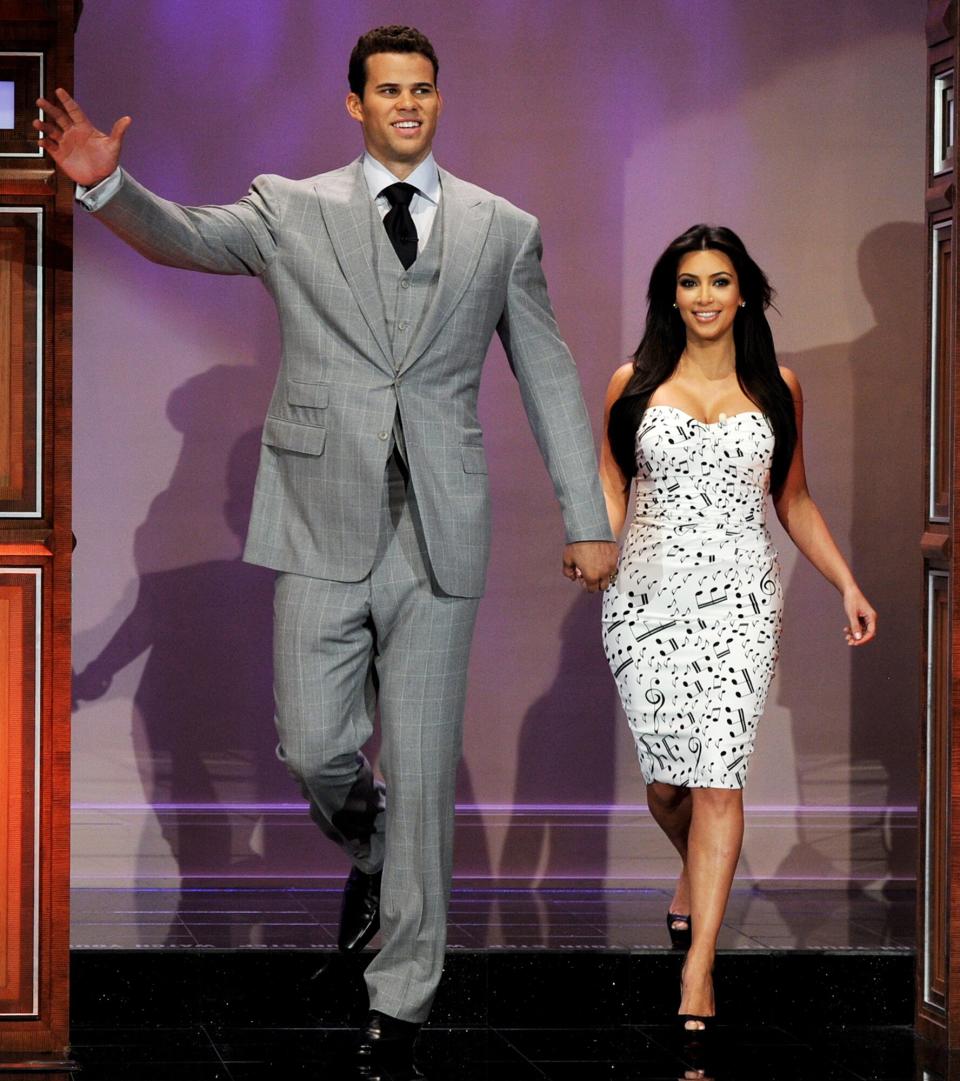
[739,301,746,308]
[672,303,678,309]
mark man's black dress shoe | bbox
[356,1010,424,1079]
[338,866,382,952]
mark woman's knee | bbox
[647,780,689,809]
[691,786,743,814]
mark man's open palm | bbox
[34,88,131,187]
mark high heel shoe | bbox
[666,911,692,950]
[678,1013,713,1035]
[678,969,714,1035]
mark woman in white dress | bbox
[599,225,876,1032]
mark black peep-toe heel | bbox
[666,911,692,950]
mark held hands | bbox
[563,541,619,593]
[842,586,877,647]
[33,88,131,187]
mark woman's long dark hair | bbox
[608,224,796,494]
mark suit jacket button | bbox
[400,279,410,289]
[378,431,389,440]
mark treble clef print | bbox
[760,566,777,596]
[645,686,665,731]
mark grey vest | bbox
[372,196,444,367]
[371,197,445,456]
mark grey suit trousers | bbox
[273,453,480,1023]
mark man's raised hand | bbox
[33,88,131,187]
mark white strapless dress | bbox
[601,405,782,789]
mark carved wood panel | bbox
[931,219,953,521]
[919,0,960,1051]
[0,209,39,513]
[0,0,75,1061]
[0,570,38,1018]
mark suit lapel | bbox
[316,159,394,372]
[400,170,494,373]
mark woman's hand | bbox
[842,586,877,646]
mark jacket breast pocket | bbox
[263,416,327,456]
[460,445,487,474]
[287,381,330,408]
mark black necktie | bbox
[381,182,419,269]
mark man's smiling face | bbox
[346,51,442,176]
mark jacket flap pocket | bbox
[287,381,330,408]
[460,445,487,474]
[263,417,327,456]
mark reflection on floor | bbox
[61,1022,955,1081]
[70,885,916,950]
[19,886,940,1080]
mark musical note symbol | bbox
[696,584,728,610]
[638,734,667,771]
[663,737,682,763]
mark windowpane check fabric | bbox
[84,156,614,1023]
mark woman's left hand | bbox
[842,587,877,646]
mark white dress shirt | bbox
[362,152,441,252]
[76,167,122,211]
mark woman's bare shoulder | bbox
[608,361,634,394]
[604,362,635,410]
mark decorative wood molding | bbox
[918,0,960,1051]
[0,0,74,1060]
[927,178,956,212]
[928,0,957,46]
[0,172,56,196]
[922,530,952,562]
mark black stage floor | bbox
[6,886,954,1080]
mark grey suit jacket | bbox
[93,159,613,598]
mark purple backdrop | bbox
[71,1,925,892]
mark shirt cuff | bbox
[76,167,123,211]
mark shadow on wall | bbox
[73,361,497,915]
[495,595,618,944]
[773,222,923,913]
[74,365,288,931]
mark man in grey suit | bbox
[40,24,617,1078]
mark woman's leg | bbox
[646,781,693,923]
[679,786,745,1027]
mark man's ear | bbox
[346,92,364,123]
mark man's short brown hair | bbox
[348,25,439,97]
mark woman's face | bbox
[674,249,742,345]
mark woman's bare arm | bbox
[772,367,877,646]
